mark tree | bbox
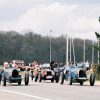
[0,30,97,65]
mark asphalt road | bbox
[0,79,100,100]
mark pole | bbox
[92,41,94,64]
[70,38,72,63]
[50,30,52,63]
[66,35,68,65]
[83,39,85,65]
[72,38,75,64]
[98,38,99,64]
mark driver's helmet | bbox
[3,62,9,69]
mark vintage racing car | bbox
[38,63,60,83]
[0,60,29,86]
[60,64,95,86]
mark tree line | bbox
[0,31,98,65]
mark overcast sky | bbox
[0,0,100,40]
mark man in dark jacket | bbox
[50,61,58,70]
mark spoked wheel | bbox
[60,72,65,84]
[55,73,60,83]
[90,74,95,86]
[68,74,73,85]
[3,76,6,86]
[38,72,42,82]
[25,72,29,85]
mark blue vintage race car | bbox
[60,65,95,86]
[0,67,29,86]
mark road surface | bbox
[0,79,100,100]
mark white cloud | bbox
[0,1,100,40]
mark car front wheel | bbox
[90,74,95,86]
[55,72,60,83]
[60,72,65,84]
[25,72,29,85]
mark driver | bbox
[3,62,9,70]
[12,63,20,71]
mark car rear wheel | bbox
[3,75,6,86]
[38,72,42,82]
[90,74,95,86]
[68,74,73,85]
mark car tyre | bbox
[60,72,65,84]
[55,73,60,83]
[68,74,73,85]
[25,72,29,85]
[38,72,42,82]
[90,74,95,86]
[3,75,6,86]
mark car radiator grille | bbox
[47,71,52,76]
[12,69,19,77]
[79,70,86,77]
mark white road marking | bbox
[0,89,52,100]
